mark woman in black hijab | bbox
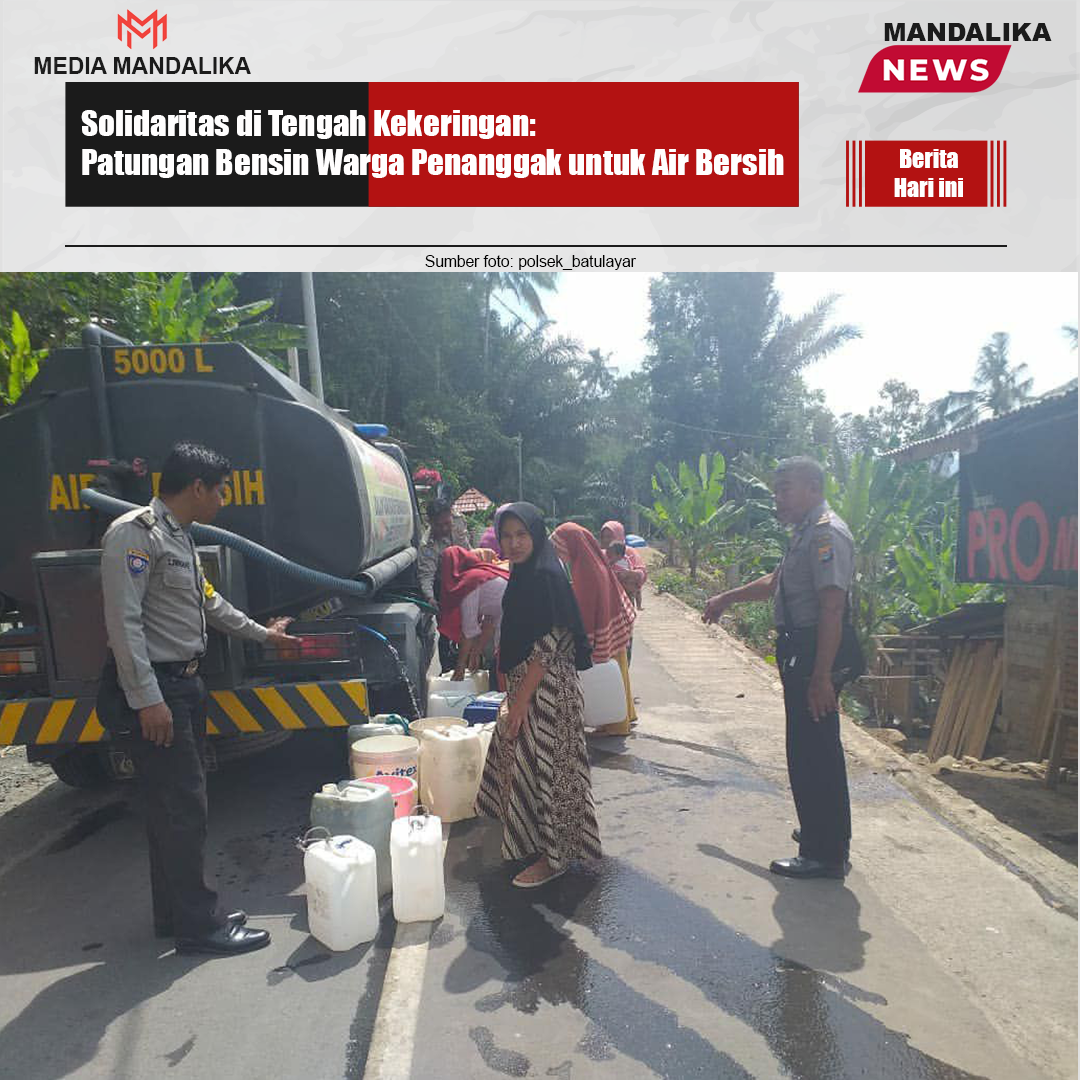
[475,503,602,887]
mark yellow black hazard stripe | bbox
[0,679,369,746]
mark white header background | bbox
[2,0,1077,272]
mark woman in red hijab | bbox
[438,546,511,687]
[551,523,637,735]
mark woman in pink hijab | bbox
[601,522,647,659]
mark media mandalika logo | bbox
[117,10,167,49]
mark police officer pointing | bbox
[98,442,297,954]
[704,457,858,879]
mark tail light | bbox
[257,632,354,667]
[0,648,42,677]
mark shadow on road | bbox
[437,818,987,1080]
[0,732,382,1080]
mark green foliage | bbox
[640,452,744,579]
[0,311,47,406]
[894,510,996,619]
[928,331,1035,431]
[133,272,305,353]
[645,273,860,465]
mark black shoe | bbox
[175,922,269,956]
[155,910,247,940]
[790,829,851,863]
[769,856,847,880]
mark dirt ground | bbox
[0,746,56,812]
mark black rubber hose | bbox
[79,488,417,599]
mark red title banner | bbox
[366,82,799,207]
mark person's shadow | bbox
[436,821,981,1080]
[697,842,874,980]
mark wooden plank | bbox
[960,644,1004,760]
[929,643,974,760]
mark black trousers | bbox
[119,674,221,937]
[777,640,852,866]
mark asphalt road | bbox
[410,641,1041,1080]
[0,603,1075,1080]
[0,731,392,1080]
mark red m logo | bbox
[117,10,167,49]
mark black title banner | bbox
[66,81,370,207]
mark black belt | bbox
[152,658,201,678]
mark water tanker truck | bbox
[0,326,437,786]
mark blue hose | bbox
[79,488,414,599]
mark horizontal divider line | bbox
[65,243,1009,249]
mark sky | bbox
[510,272,1079,417]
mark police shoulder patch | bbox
[127,548,150,575]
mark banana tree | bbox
[0,311,46,407]
[894,509,993,620]
[639,452,744,579]
[826,453,945,642]
[132,272,306,353]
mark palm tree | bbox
[929,331,1035,430]
[481,272,558,370]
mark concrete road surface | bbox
[0,592,1075,1079]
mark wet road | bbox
[411,641,1037,1080]
[0,731,392,1080]
[0,616,1072,1079]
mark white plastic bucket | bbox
[429,671,489,696]
[415,726,485,823]
[304,833,380,951]
[349,734,419,781]
[579,659,627,728]
[390,811,445,922]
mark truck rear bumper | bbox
[0,679,369,746]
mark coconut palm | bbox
[929,331,1034,431]
[480,271,558,370]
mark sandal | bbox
[512,865,566,889]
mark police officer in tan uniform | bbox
[99,442,296,954]
[704,457,857,879]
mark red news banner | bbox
[67,81,799,208]
[847,140,1006,208]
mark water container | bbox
[310,780,394,897]
[408,716,467,737]
[475,721,497,761]
[361,774,418,819]
[463,692,505,726]
[415,726,485,823]
[426,687,479,718]
[391,811,445,922]
[408,717,466,794]
[580,659,627,728]
[429,671,489,696]
[303,831,380,950]
[347,714,411,749]
[350,734,419,781]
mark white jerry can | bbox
[302,829,380,951]
[390,809,446,922]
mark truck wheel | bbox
[50,749,113,789]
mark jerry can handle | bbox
[296,825,331,852]
[409,804,430,833]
